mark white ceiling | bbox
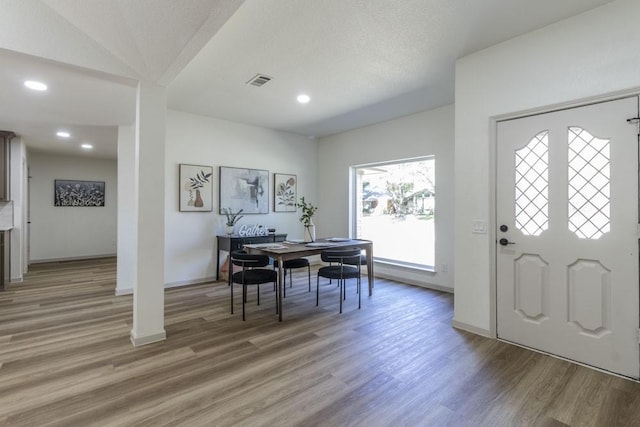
[0,0,615,159]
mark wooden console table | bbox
[216,233,287,281]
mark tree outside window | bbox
[353,157,435,268]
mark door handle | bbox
[499,238,516,246]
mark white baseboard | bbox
[451,319,493,338]
[30,253,116,264]
[116,276,218,296]
[373,270,453,293]
[164,276,218,289]
[130,330,166,346]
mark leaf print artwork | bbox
[274,174,297,212]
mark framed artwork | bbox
[219,166,268,214]
[179,164,213,212]
[54,179,105,207]
[274,173,297,212]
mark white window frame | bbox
[350,156,435,270]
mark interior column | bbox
[130,81,166,346]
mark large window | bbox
[352,157,435,269]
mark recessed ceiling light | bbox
[297,94,310,104]
[81,143,93,150]
[24,80,48,91]
[56,131,70,138]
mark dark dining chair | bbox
[344,252,367,267]
[229,250,278,320]
[273,258,311,297]
[317,248,362,313]
[327,252,366,286]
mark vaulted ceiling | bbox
[0,0,615,158]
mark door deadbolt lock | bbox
[499,225,508,232]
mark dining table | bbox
[243,237,373,321]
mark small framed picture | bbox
[274,173,297,212]
[179,164,213,212]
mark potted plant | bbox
[296,196,317,242]
[222,208,244,235]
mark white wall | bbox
[29,152,117,261]
[317,104,455,291]
[164,110,318,287]
[453,0,640,335]
[116,125,136,294]
[10,137,28,281]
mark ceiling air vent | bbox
[246,74,273,87]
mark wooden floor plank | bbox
[0,258,639,426]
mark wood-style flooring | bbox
[1,258,640,426]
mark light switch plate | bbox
[472,220,487,234]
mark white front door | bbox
[496,97,639,379]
